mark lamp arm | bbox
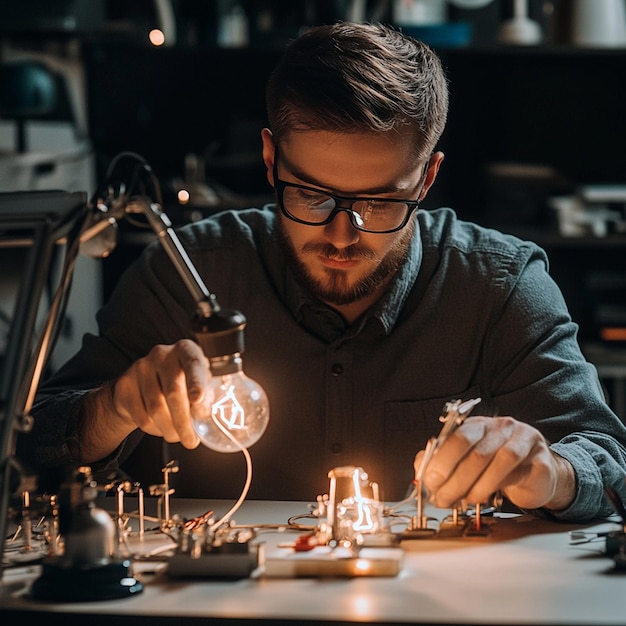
[126,198,218,319]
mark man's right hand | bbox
[82,339,210,462]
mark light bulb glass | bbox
[192,358,269,453]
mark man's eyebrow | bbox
[280,154,409,196]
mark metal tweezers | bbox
[415,397,482,483]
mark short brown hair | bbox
[266,22,449,161]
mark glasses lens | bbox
[282,185,335,224]
[352,200,410,232]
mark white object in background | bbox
[498,0,542,45]
[154,0,177,46]
[217,3,249,48]
[571,0,626,48]
[345,0,368,22]
[393,0,447,25]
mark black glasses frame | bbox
[272,155,429,234]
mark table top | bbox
[1,497,624,625]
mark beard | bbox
[277,219,416,306]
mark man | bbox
[19,22,626,521]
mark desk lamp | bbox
[79,151,270,460]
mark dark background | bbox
[1,0,625,398]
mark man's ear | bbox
[420,151,445,201]
[261,128,275,187]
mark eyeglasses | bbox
[273,156,429,234]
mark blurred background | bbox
[0,0,625,416]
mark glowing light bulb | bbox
[192,354,269,453]
[327,466,382,544]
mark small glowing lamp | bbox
[149,29,166,46]
[125,191,270,469]
[177,188,190,204]
[327,466,382,545]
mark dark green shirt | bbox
[23,206,626,520]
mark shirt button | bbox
[331,363,343,376]
[331,443,343,454]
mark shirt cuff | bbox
[541,442,604,521]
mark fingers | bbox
[112,339,207,449]
[177,340,212,405]
[418,416,554,509]
[422,417,507,506]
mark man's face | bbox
[262,129,438,317]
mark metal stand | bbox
[0,190,88,582]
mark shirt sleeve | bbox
[481,246,626,521]
[549,436,626,521]
[16,389,138,490]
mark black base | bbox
[166,541,259,579]
[31,558,144,602]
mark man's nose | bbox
[323,209,361,248]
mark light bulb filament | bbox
[212,384,245,430]
[353,501,375,532]
[350,471,376,532]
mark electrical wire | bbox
[206,414,252,533]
